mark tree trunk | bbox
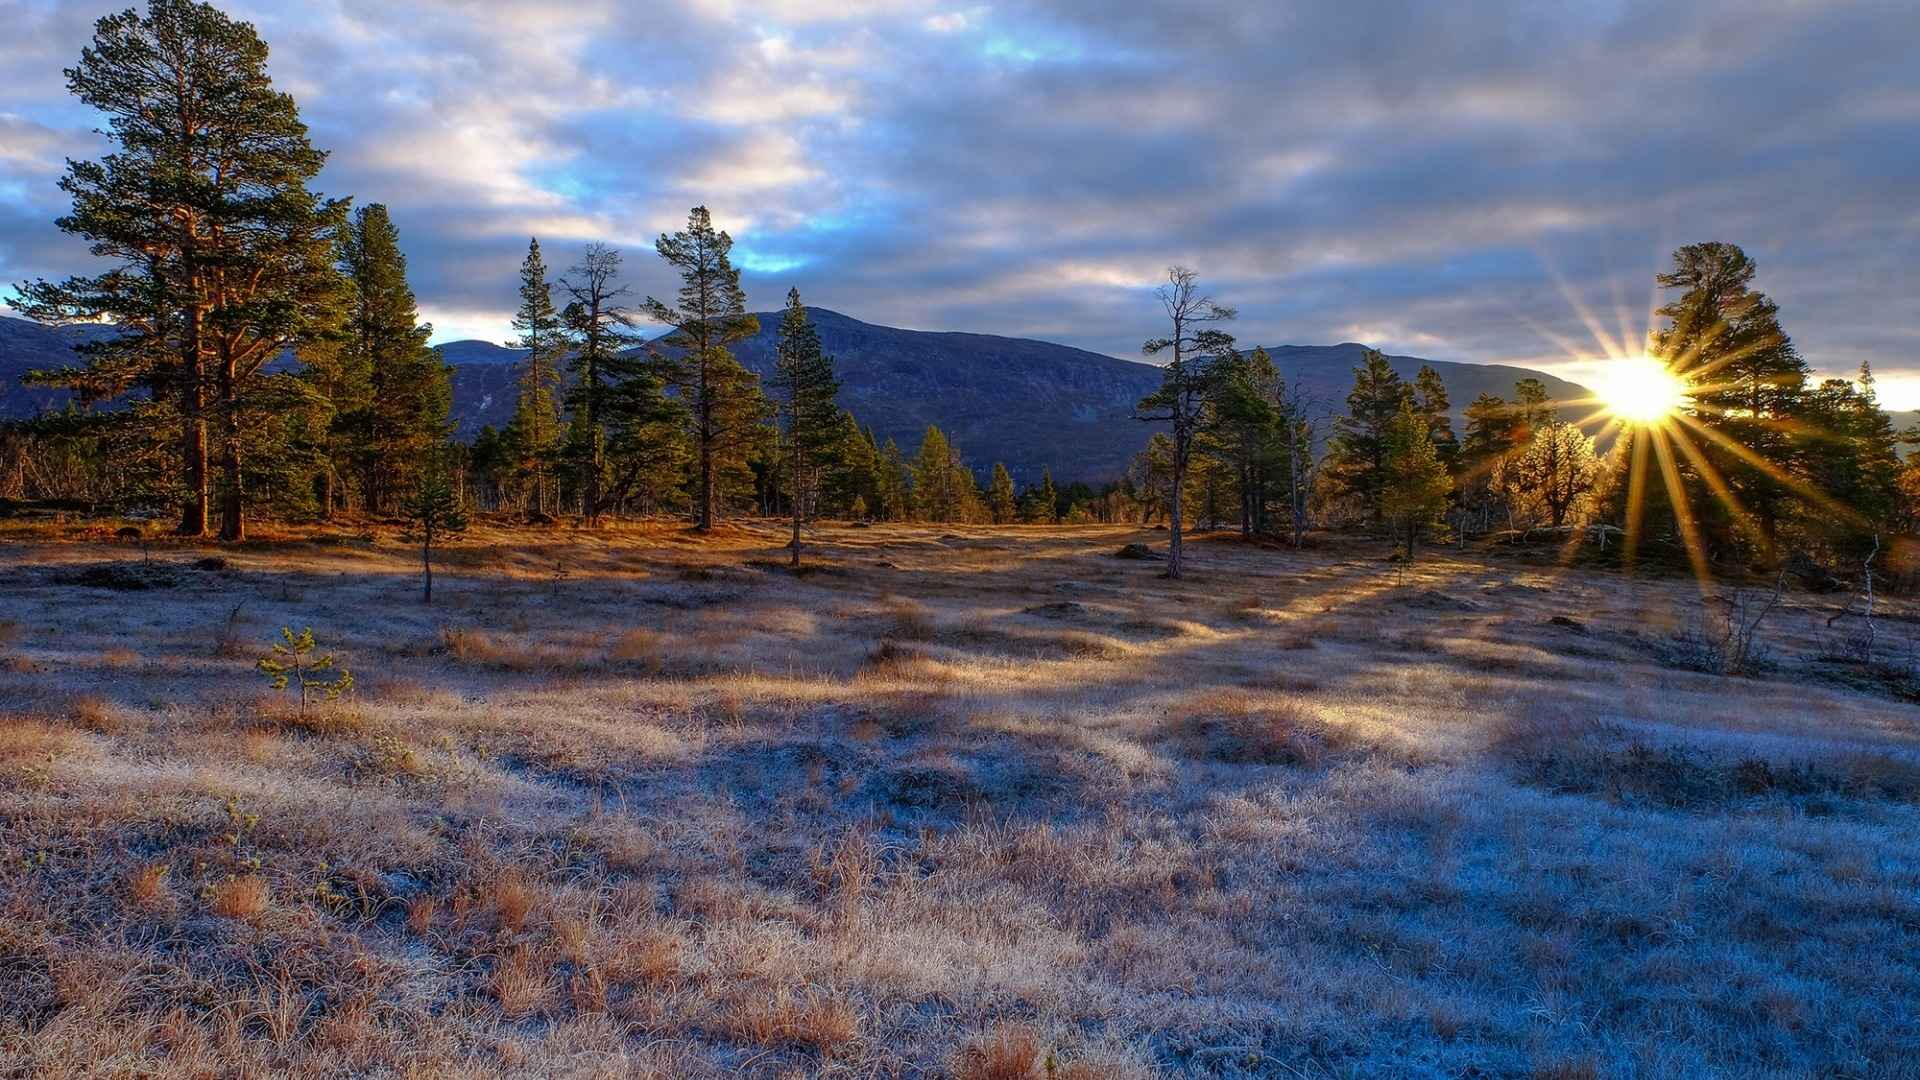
[1167,449,1186,579]
[179,407,208,536]
[422,531,433,604]
[791,494,802,568]
[697,435,714,531]
[177,315,208,536]
[217,353,244,543]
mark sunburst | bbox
[1511,264,1876,590]
[1595,355,1689,426]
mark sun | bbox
[1597,355,1688,424]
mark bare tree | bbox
[1134,267,1236,578]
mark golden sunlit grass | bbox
[0,518,1915,1077]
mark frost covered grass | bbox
[0,518,1916,1077]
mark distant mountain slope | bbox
[436,308,1172,482]
[0,317,118,416]
[1250,344,1591,420]
[5,311,1611,483]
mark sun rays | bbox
[1521,263,1878,592]
[1595,356,1689,425]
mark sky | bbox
[1,0,1916,403]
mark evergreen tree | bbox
[1327,348,1413,524]
[1205,346,1284,537]
[820,410,874,518]
[875,438,909,522]
[15,0,348,540]
[772,290,841,565]
[1460,391,1516,530]
[645,206,767,531]
[336,204,448,515]
[1413,364,1458,470]
[910,425,960,522]
[1037,468,1060,524]
[1135,267,1237,577]
[1024,467,1062,524]
[404,448,467,603]
[987,463,1018,524]
[1797,365,1900,560]
[1380,401,1453,557]
[560,242,650,523]
[1651,242,1810,555]
[509,238,563,519]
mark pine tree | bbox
[1205,346,1284,537]
[1380,401,1453,557]
[1135,267,1237,577]
[560,243,651,523]
[509,238,563,519]
[1798,365,1900,560]
[404,448,467,603]
[1459,392,1515,530]
[987,463,1017,524]
[820,410,874,519]
[876,438,909,522]
[772,290,841,566]
[335,204,448,515]
[1413,365,1458,470]
[1327,348,1413,524]
[645,207,767,531]
[910,425,958,522]
[15,0,348,541]
[1651,242,1810,555]
[1035,468,1060,524]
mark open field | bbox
[2,520,1918,1078]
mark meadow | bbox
[1,520,1916,1078]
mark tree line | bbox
[1125,247,1911,584]
[1,0,1070,544]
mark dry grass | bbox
[1,516,1917,1077]
[205,874,269,921]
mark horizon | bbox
[3,1,1917,407]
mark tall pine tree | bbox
[336,204,448,515]
[1135,267,1237,577]
[15,0,347,540]
[1380,401,1453,557]
[987,463,1018,524]
[1327,348,1413,524]
[1651,242,1809,556]
[560,243,650,523]
[771,290,840,565]
[645,207,766,531]
[508,238,563,519]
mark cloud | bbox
[1,0,1914,405]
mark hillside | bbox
[1,310,1608,482]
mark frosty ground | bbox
[1,520,1916,1078]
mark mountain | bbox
[0,317,119,416]
[4,310,1604,483]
